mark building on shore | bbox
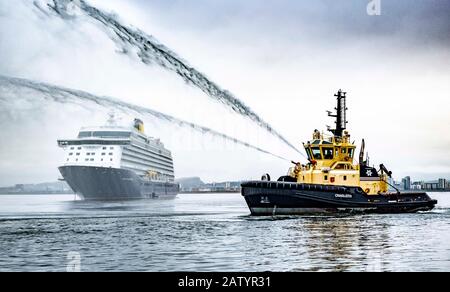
[411,181,422,190]
[401,176,411,191]
[176,177,242,193]
[421,178,448,191]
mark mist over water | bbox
[37,0,301,155]
[0,75,289,162]
[0,0,304,184]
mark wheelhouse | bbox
[303,138,356,164]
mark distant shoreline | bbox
[0,191,242,195]
[0,192,74,195]
[179,190,241,194]
[1,190,448,196]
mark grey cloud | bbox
[132,0,450,48]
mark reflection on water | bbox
[0,193,449,271]
[291,217,393,271]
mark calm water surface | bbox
[0,192,449,271]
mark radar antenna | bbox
[327,89,348,138]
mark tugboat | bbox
[241,90,437,215]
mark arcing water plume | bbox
[36,0,302,155]
[0,75,290,162]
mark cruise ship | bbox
[57,115,179,200]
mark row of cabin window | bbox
[69,146,115,150]
[68,152,114,156]
[306,147,355,160]
[66,158,114,162]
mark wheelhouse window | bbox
[311,147,322,160]
[304,147,312,160]
[322,147,334,159]
[341,148,347,154]
[348,148,355,158]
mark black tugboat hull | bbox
[241,181,437,215]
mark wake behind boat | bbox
[58,115,179,200]
[241,90,437,215]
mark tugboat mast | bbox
[327,89,348,138]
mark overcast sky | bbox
[0,0,449,185]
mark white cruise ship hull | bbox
[59,165,179,200]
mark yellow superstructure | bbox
[287,90,389,195]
